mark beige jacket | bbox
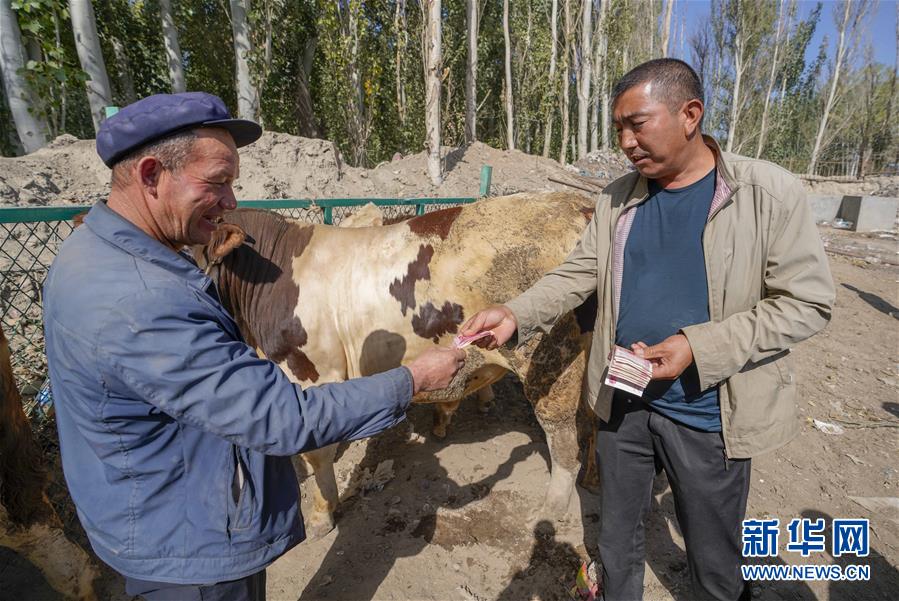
[506,138,835,458]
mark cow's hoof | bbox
[477,400,493,414]
[431,425,448,439]
[306,513,336,539]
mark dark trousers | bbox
[595,397,751,601]
[125,570,266,601]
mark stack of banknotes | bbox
[604,346,653,396]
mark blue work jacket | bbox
[42,201,413,583]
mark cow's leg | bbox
[539,422,579,518]
[431,399,462,439]
[517,314,588,522]
[428,365,507,438]
[299,444,339,538]
[476,384,495,413]
[0,506,99,601]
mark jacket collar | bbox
[702,135,740,194]
[84,200,212,290]
[622,134,739,211]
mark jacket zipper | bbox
[702,185,739,459]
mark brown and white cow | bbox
[197,192,597,537]
[0,328,99,600]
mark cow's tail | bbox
[0,328,52,526]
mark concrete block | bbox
[837,196,899,232]
[807,196,842,224]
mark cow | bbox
[0,327,99,600]
[195,192,598,537]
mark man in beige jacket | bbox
[462,59,834,601]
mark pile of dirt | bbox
[4,132,897,208]
[0,135,110,206]
[571,148,633,182]
[0,133,592,207]
[800,174,899,198]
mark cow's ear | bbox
[72,211,88,228]
[206,223,246,265]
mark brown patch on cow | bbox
[411,300,464,343]
[406,206,463,240]
[286,349,320,383]
[579,206,595,222]
[389,244,434,315]
[204,209,320,383]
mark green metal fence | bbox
[0,197,475,406]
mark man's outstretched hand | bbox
[459,305,518,351]
[632,334,694,380]
[407,347,466,393]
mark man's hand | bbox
[632,334,694,380]
[459,305,518,350]
[407,347,466,393]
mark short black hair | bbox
[611,59,703,114]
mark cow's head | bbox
[191,223,246,272]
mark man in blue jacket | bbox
[43,92,465,601]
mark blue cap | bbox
[96,92,262,167]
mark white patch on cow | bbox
[289,225,427,381]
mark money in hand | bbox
[605,345,653,396]
[452,330,494,349]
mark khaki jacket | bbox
[506,138,835,458]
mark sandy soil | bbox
[2,245,896,601]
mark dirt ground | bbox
[1,238,897,601]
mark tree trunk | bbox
[159,0,185,93]
[756,0,786,158]
[884,5,898,166]
[464,0,478,143]
[661,0,675,58]
[590,0,608,152]
[855,48,878,179]
[229,0,259,121]
[577,0,592,160]
[425,0,442,185]
[344,0,367,165]
[725,9,744,153]
[0,0,49,153]
[395,0,408,127]
[559,0,572,163]
[69,0,112,133]
[503,0,514,150]
[600,0,609,150]
[111,37,136,104]
[808,0,852,175]
[296,37,320,138]
[542,0,559,157]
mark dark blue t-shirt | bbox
[615,168,721,432]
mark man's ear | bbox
[682,98,704,139]
[137,156,163,194]
[205,223,246,268]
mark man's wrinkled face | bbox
[612,82,690,180]
[156,128,239,248]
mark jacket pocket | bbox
[773,351,794,387]
[228,446,252,532]
[727,352,797,442]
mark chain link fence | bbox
[0,197,474,414]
